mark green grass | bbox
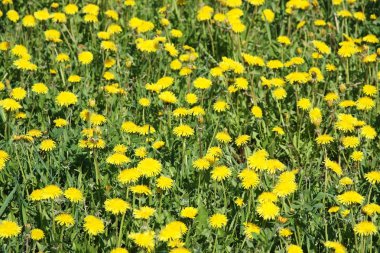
[0,0,380,252]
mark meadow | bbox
[0,0,380,252]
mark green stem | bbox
[367,185,373,204]
[246,188,253,222]
[345,58,350,85]
[158,193,163,214]
[265,22,272,44]
[221,181,227,209]
[94,150,100,185]
[323,161,328,241]
[212,233,218,253]
[117,213,126,247]
[59,229,64,251]
[182,140,188,179]
[51,203,56,241]
[15,145,27,183]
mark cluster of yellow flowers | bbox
[0,0,379,252]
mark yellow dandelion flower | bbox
[7,10,20,22]
[365,171,380,184]
[133,206,155,219]
[360,125,377,140]
[193,158,210,171]
[362,84,377,97]
[258,192,278,204]
[194,77,212,89]
[0,221,21,238]
[235,135,250,146]
[106,153,131,166]
[277,35,291,45]
[262,9,275,23]
[337,191,364,205]
[324,241,347,253]
[197,6,213,21]
[272,126,285,135]
[139,98,151,107]
[78,51,94,65]
[64,4,78,15]
[209,213,227,229]
[56,91,77,107]
[156,176,174,190]
[34,9,50,21]
[159,221,187,241]
[316,134,334,145]
[287,244,303,253]
[309,107,322,126]
[312,40,331,54]
[40,139,56,152]
[22,15,36,27]
[83,215,104,236]
[256,202,280,220]
[64,187,84,203]
[267,60,283,69]
[137,158,162,177]
[286,72,310,84]
[0,98,22,111]
[110,248,128,253]
[350,151,363,162]
[235,197,244,207]
[180,207,198,219]
[273,180,297,197]
[362,203,380,216]
[68,75,81,83]
[341,136,360,148]
[54,118,68,128]
[159,91,177,104]
[118,168,141,184]
[325,158,342,176]
[55,213,75,227]
[339,177,354,186]
[356,97,375,110]
[32,83,48,94]
[30,229,44,241]
[279,228,293,237]
[173,124,194,137]
[238,168,260,189]
[128,231,155,252]
[243,222,260,239]
[354,221,377,236]
[213,100,229,112]
[328,206,340,213]
[152,140,165,150]
[211,165,231,182]
[105,198,130,215]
